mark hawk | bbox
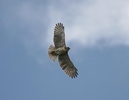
[48,23,78,78]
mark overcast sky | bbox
[1,0,129,100]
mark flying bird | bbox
[48,23,78,78]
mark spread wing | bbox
[58,53,78,78]
[54,23,66,48]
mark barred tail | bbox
[48,45,58,62]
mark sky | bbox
[0,0,129,100]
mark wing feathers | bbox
[58,53,78,78]
[54,23,66,48]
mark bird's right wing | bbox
[54,23,66,48]
[58,53,78,78]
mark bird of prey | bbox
[48,23,78,78]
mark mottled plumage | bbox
[48,23,78,78]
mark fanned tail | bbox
[48,45,58,62]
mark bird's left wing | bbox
[58,53,78,78]
[54,23,66,48]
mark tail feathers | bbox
[48,45,58,62]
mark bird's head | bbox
[65,47,70,51]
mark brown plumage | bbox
[48,23,78,78]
